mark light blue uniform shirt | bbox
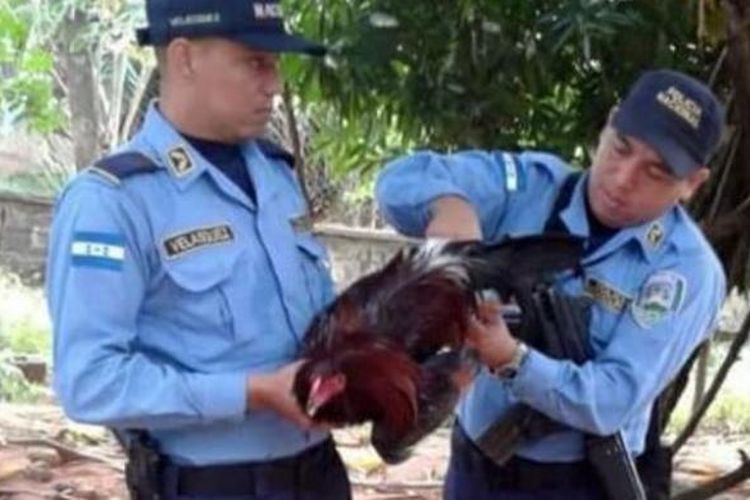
[46,104,332,465]
[375,149,725,462]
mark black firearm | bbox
[476,286,647,500]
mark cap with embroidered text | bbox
[136,0,326,56]
[613,69,724,178]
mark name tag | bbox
[163,224,234,259]
[584,277,630,313]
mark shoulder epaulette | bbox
[89,152,160,184]
[257,138,296,169]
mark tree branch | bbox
[671,311,750,453]
[282,83,314,217]
[673,449,750,500]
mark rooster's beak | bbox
[305,374,346,418]
[306,376,323,417]
[306,399,322,418]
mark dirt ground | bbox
[0,402,748,500]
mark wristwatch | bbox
[490,340,530,379]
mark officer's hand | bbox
[466,300,518,369]
[246,360,315,429]
[426,196,482,241]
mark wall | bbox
[316,223,411,289]
[0,192,53,285]
[0,194,408,287]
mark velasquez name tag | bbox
[163,224,234,258]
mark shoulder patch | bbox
[167,146,194,177]
[257,138,295,169]
[631,270,687,328]
[500,153,525,192]
[71,232,126,271]
[645,221,665,249]
[91,152,160,184]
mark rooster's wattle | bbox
[292,234,583,463]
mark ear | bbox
[679,167,710,201]
[166,38,196,80]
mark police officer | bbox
[46,1,351,498]
[375,69,726,499]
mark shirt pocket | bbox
[294,233,335,311]
[159,247,241,345]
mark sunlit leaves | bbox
[0,2,63,134]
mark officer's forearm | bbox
[375,151,494,238]
[56,346,247,430]
[507,350,644,435]
[426,196,482,241]
[245,362,313,428]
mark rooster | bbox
[292,233,583,463]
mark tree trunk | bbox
[706,0,750,288]
[58,10,99,170]
[672,311,750,454]
[690,342,710,416]
[664,1,750,497]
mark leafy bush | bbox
[0,268,51,356]
[0,349,46,402]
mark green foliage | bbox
[0,269,51,357]
[1,319,50,356]
[0,350,46,402]
[0,0,150,140]
[0,269,49,402]
[668,391,750,435]
[706,394,750,433]
[284,0,724,172]
[0,0,64,133]
[0,167,70,197]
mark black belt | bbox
[170,438,338,496]
[452,423,601,491]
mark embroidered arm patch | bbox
[71,232,126,271]
[500,153,526,192]
[631,270,687,328]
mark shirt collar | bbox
[135,102,280,205]
[559,172,678,264]
[558,172,591,239]
[137,102,209,190]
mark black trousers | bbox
[444,423,606,500]
[160,438,351,500]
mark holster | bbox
[123,430,163,500]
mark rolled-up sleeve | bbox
[375,150,513,237]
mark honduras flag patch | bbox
[71,232,126,271]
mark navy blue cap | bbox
[136,0,326,56]
[612,69,724,178]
